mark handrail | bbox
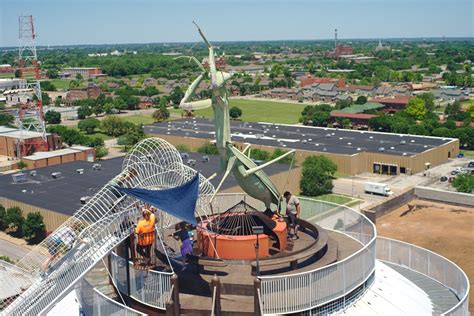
[255,195,376,314]
[211,285,217,316]
[257,288,264,315]
[376,236,470,316]
[93,287,146,316]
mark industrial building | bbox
[144,118,459,176]
[0,126,61,158]
[60,67,103,79]
[0,152,297,230]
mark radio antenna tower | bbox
[16,15,48,158]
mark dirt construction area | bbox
[377,199,474,312]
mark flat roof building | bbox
[145,118,459,176]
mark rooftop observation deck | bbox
[105,194,469,315]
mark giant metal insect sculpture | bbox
[179,22,295,210]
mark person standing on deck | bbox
[284,191,301,240]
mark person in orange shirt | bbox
[135,207,156,265]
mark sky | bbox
[0,0,473,47]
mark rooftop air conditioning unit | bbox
[77,169,84,175]
[51,172,62,179]
[93,164,101,170]
[29,170,37,177]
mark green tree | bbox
[355,95,367,105]
[23,212,46,244]
[300,155,337,196]
[169,86,184,105]
[270,148,293,164]
[197,142,219,155]
[0,113,15,127]
[0,205,7,230]
[249,148,270,161]
[117,128,144,151]
[14,69,21,78]
[40,81,57,91]
[452,174,474,193]
[101,116,126,137]
[33,92,51,106]
[113,98,127,113]
[6,207,24,237]
[408,124,428,135]
[152,105,170,122]
[46,68,59,79]
[431,127,453,138]
[176,144,190,152]
[405,97,427,120]
[418,92,435,111]
[95,146,109,160]
[76,73,83,80]
[229,106,243,119]
[54,97,62,107]
[311,111,331,127]
[77,105,92,119]
[44,110,61,124]
[78,118,100,134]
[62,128,84,146]
[17,160,28,171]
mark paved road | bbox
[0,239,29,261]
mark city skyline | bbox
[1,0,473,47]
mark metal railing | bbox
[110,252,173,310]
[376,237,470,316]
[77,278,146,316]
[253,196,377,315]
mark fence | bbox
[254,196,376,315]
[376,237,470,316]
[77,278,146,316]
[110,252,173,310]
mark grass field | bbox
[121,114,155,125]
[460,150,474,157]
[192,99,306,124]
[48,79,73,90]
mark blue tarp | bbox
[115,174,200,225]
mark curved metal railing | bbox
[255,195,377,315]
[76,278,146,316]
[110,252,173,310]
[376,237,470,316]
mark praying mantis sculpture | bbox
[179,22,295,211]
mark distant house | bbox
[138,96,153,109]
[299,75,345,88]
[330,112,376,127]
[432,89,467,101]
[339,84,375,95]
[369,96,411,111]
[143,78,157,86]
[226,64,265,75]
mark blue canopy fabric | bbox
[115,173,200,225]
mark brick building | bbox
[0,127,62,158]
[66,84,101,104]
[61,67,103,79]
[299,75,346,88]
[326,44,354,58]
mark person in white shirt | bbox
[284,191,301,240]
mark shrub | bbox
[300,155,337,196]
[176,144,190,152]
[197,142,219,155]
[23,212,46,244]
[0,204,7,230]
[6,207,24,237]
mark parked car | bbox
[468,161,474,168]
[440,176,448,182]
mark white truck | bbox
[364,182,393,197]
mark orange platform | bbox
[197,216,287,260]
